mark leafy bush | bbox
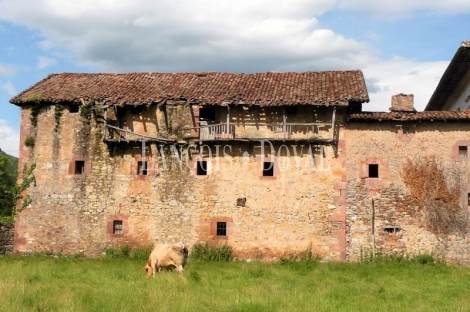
[279,244,322,265]
[24,136,35,147]
[190,242,234,262]
[360,248,444,265]
[104,245,153,261]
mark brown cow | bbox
[145,242,189,277]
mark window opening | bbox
[368,164,379,178]
[69,105,79,113]
[129,106,143,114]
[197,161,207,175]
[263,162,274,176]
[138,161,148,175]
[459,146,468,158]
[113,220,123,234]
[217,222,227,236]
[75,160,85,174]
[199,108,216,121]
[284,106,297,115]
[467,193,470,206]
[384,227,401,234]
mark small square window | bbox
[75,160,85,174]
[113,220,122,234]
[138,161,148,175]
[459,146,468,158]
[217,222,226,236]
[197,161,207,175]
[263,162,274,176]
[368,164,379,178]
[69,105,79,113]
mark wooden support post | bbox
[331,106,336,141]
[282,107,286,139]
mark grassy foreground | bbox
[1,255,470,312]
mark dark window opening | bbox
[113,220,123,234]
[199,108,216,121]
[459,146,468,158]
[69,105,79,113]
[263,162,274,176]
[284,106,297,115]
[129,105,143,114]
[217,222,227,236]
[197,161,207,175]
[138,161,148,175]
[467,193,470,206]
[384,227,401,234]
[368,164,379,178]
[75,161,85,174]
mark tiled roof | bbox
[425,41,470,111]
[348,110,470,121]
[10,71,369,107]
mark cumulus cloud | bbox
[0,63,17,77]
[0,0,456,114]
[37,56,57,69]
[0,82,16,96]
[0,119,19,157]
[337,0,470,17]
[0,0,376,73]
[363,57,448,111]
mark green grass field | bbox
[1,254,470,311]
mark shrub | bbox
[103,245,153,260]
[24,136,35,147]
[190,242,234,262]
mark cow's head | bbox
[145,263,153,277]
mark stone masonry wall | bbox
[0,223,14,254]
[345,121,470,264]
[14,103,346,260]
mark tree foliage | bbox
[0,151,15,216]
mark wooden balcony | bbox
[198,122,335,143]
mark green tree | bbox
[0,152,15,216]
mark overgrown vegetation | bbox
[54,104,63,131]
[12,163,36,216]
[1,253,469,311]
[279,243,322,264]
[24,94,42,127]
[104,244,153,261]
[360,249,444,265]
[0,150,16,219]
[79,99,93,124]
[403,156,468,235]
[190,242,234,261]
[24,135,35,147]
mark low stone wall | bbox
[0,223,14,255]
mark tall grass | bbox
[0,253,469,311]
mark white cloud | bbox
[337,0,470,17]
[363,57,449,112]
[0,119,20,157]
[37,56,56,69]
[0,0,375,73]
[1,82,17,96]
[0,63,17,77]
[0,0,456,114]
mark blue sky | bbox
[0,0,469,156]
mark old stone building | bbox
[9,69,470,263]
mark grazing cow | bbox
[145,242,189,277]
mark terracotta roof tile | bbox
[10,71,369,107]
[348,111,470,121]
